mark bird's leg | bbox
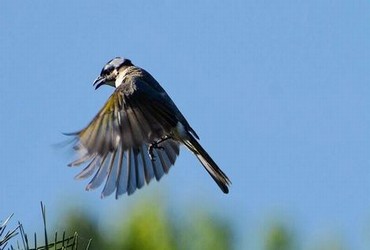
[148,135,171,161]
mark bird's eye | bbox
[101,66,114,76]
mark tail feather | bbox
[184,134,231,193]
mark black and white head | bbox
[93,57,133,89]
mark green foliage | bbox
[57,210,102,250]
[178,212,232,250]
[3,200,349,250]
[113,202,175,250]
[58,200,232,250]
[264,223,295,250]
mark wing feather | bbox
[134,148,145,189]
[127,148,137,195]
[101,150,118,197]
[86,153,109,190]
[140,144,155,184]
[116,149,129,196]
[74,154,99,179]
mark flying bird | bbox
[68,57,231,198]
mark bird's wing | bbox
[68,82,180,198]
[132,69,200,139]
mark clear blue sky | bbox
[1,1,370,249]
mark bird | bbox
[68,57,231,198]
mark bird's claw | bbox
[148,136,171,161]
[148,141,164,161]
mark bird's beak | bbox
[93,76,106,90]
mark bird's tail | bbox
[183,133,231,193]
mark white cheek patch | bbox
[115,68,130,88]
[115,73,124,88]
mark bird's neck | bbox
[115,67,132,88]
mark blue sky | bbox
[1,1,370,249]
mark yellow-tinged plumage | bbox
[68,57,230,198]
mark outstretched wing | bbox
[68,76,181,198]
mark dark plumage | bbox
[68,57,231,198]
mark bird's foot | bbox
[148,136,171,161]
[148,142,163,161]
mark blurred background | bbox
[1,1,370,249]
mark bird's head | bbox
[93,57,133,89]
